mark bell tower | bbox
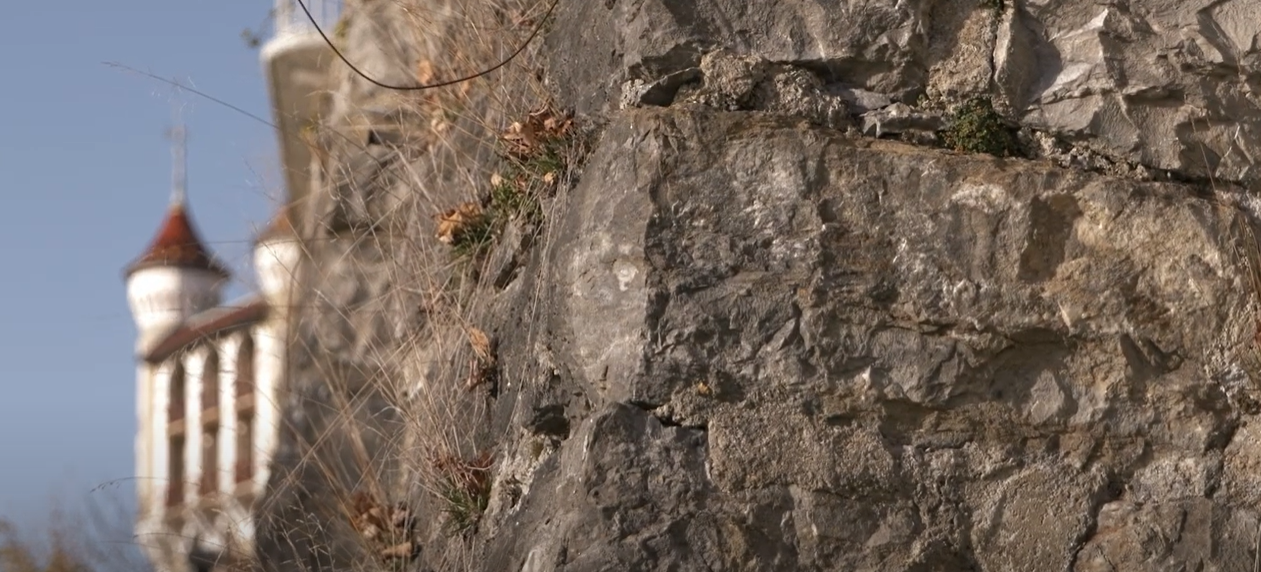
[124,125,230,352]
[124,125,232,562]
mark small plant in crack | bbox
[432,450,494,536]
[489,169,543,227]
[980,0,1005,10]
[436,202,495,259]
[492,105,577,227]
[435,106,579,268]
[941,97,1020,157]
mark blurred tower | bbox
[124,126,233,571]
[124,126,229,353]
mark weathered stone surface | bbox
[546,0,931,115]
[1001,1,1261,184]
[1222,420,1261,505]
[467,108,1261,571]
[1073,500,1258,572]
[487,403,716,572]
[659,50,854,130]
[969,465,1102,572]
[255,0,1261,570]
[546,0,1261,186]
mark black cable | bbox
[294,0,560,91]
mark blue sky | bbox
[0,0,281,534]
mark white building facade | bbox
[126,202,302,571]
[124,1,338,570]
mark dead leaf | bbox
[501,106,573,159]
[430,114,450,136]
[349,491,420,561]
[435,202,485,244]
[467,326,494,363]
[380,541,416,560]
[416,59,435,84]
[501,120,540,156]
[389,504,412,529]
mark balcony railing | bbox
[273,0,342,39]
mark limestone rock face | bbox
[548,0,1261,186]
[253,0,1261,570]
[471,108,1261,571]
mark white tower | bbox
[125,129,233,569]
[124,126,230,353]
[253,207,301,316]
[261,0,339,217]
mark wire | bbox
[103,61,375,156]
[103,63,279,131]
[294,0,560,91]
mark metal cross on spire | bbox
[166,120,188,206]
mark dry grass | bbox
[207,2,1261,571]
[431,450,494,536]
[243,0,589,570]
[0,488,153,572]
[108,0,577,569]
[0,520,93,572]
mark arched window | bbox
[235,334,256,484]
[202,350,219,411]
[236,335,255,400]
[167,434,185,507]
[167,362,186,506]
[201,421,219,496]
[235,409,254,485]
[201,350,220,496]
[169,363,185,423]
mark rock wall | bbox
[255,0,1261,571]
[478,108,1261,571]
[550,0,1261,185]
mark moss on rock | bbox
[941,97,1020,158]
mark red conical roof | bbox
[125,200,230,279]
